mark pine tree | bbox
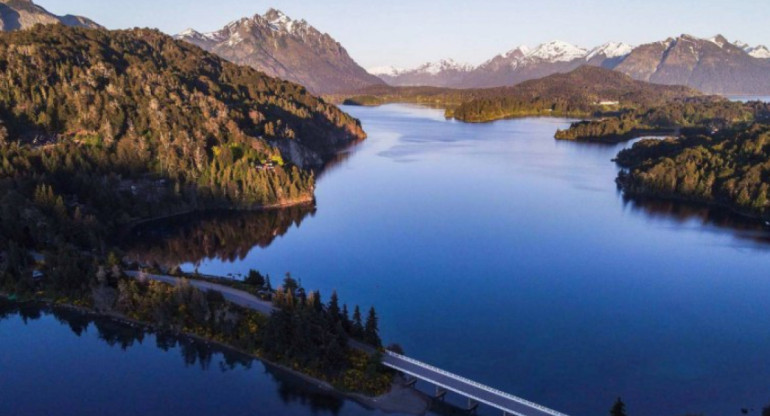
[352,305,364,338]
[364,306,381,347]
[328,291,340,324]
[610,397,627,416]
[341,304,351,333]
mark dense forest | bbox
[555,98,768,142]
[0,24,365,268]
[615,123,770,219]
[113,273,391,395]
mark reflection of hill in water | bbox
[123,205,316,266]
[623,196,770,246]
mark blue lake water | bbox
[0,302,407,416]
[6,104,770,416]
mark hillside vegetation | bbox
[451,67,701,122]
[555,98,765,143]
[340,67,702,123]
[0,24,364,260]
[615,123,770,219]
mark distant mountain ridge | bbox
[375,35,770,94]
[176,9,383,94]
[0,0,101,31]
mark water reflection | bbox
[622,195,770,246]
[0,299,350,415]
[123,204,316,267]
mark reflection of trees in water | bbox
[0,301,349,415]
[315,148,355,181]
[123,205,316,267]
[263,363,345,416]
[622,195,770,245]
[0,301,249,371]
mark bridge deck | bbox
[382,352,567,416]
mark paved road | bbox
[126,271,567,416]
[125,271,276,315]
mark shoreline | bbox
[0,293,431,415]
[121,196,316,231]
[617,184,770,224]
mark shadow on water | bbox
[122,204,316,267]
[622,194,770,246]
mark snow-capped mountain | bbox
[378,40,611,88]
[526,41,587,62]
[615,34,770,94]
[372,58,474,87]
[376,34,770,93]
[734,40,770,59]
[176,9,383,94]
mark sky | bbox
[38,0,770,70]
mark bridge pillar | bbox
[435,386,447,400]
[467,398,479,414]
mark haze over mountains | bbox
[373,35,770,94]
[176,9,384,95]
[0,0,100,31]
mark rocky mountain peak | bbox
[175,9,383,94]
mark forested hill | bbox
[0,24,365,168]
[451,66,702,122]
[0,24,365,252]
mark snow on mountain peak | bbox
[707,35,726,47]
[179,28,201,37]
[261,8,306,34]
[733,40,770,59]
[504,45,530,57]
[368,66,403,76]
[586,42,633,60]
[526,41,587,62]
[416,58,472,75]
[748,45,770,59]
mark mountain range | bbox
[0,0,101,31]
[176,9,384,95]
[373,35,770,94]
[2,2,769,96]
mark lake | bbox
[6,104,770,416]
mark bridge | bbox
[381,351,568,416]
[127,270,568,416]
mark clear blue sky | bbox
[38,0,770,69]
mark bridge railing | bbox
[384,351,568,416]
